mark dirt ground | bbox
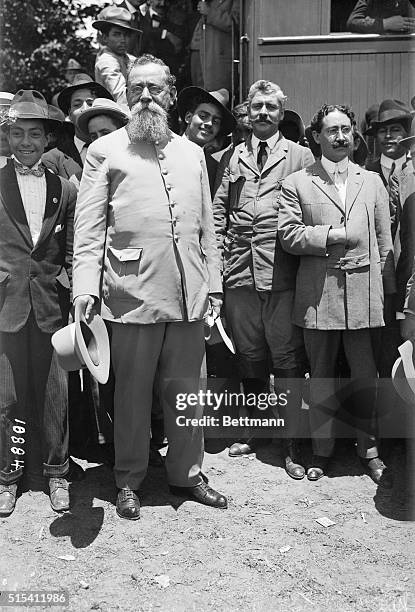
[0,435,414,612]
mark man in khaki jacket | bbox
[73,54,227,520]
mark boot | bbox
[284,439,305,479]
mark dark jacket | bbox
[0,159,76,333]
[396,175,415,310]
[347,0,415,33]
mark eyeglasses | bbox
[129,84,166,96]
[325,126,353,137]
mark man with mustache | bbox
[278,104,396,486]
[213,80,314,478]
[72,54,227,520]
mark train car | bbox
[235,0,414,127]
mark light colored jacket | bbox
[73,127,222,324]
[213,134,314,291]
[94,47,136,108]
[278,160,396,330]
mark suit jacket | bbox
[347,0,415,33]
[396,174,415,310]
[365,158,387,187]
[0,158,77,333]
[198,0,239,91]
[213,134,314,291]
[95,47,135,108]
[73,127,222,324]
[278,160,396,330]
[57,138,83,168]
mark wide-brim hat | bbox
[364,99,412,135]
[65,58,83,71]
[52,313,110,384]
[391,340,415,405]
[177,86,236,136]
[8,89,49,121]
[77,98,130,139]
[0,92,14,106]
[279,109,305,142]
[57,74,113,115]
[93,5,142,32]
[400,116,415,148]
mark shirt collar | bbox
[321,154,349,175]
[380,153,407,170]
[139,3,157,17]
[251,131,280,152]
[125,0,137,13]
[11,154,42,171]
[74,135,88,153]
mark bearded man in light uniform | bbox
[72,53,227,520]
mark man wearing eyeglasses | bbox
[72,54,227,520]
[56,74,113,167]
[278,104,396,487]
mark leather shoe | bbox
[170,481,227,509]
[0,484,17,516]
[361,457,393,489]
[228,439,256,457]
[284,440,305,480]
[49,478,70,512]
[116,488,140,520]
[307,456,329,481]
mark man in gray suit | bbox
[278,104,396,487]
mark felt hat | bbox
[364,99,412,135]
[57,74,113,115]
[65,58,83,71]
[392,340,415,405]
[177,86,236,136]
[400,115,415,148]
[8,89,49,121]
[279,109,305,143]
[93,6,142,32]
[52,312,110,384]
[0,92,14,106]
[76,98,130,139]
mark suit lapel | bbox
[238,138,259,176]
[261,136,288,175]
[345,163,364,218]
[311,160,345,213]
[0,160,33,247]
[34,169,62,250]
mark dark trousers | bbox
[0,314,69,484]
[303,328,378,459]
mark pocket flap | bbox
[0,270,10,285]
[337,252,370,270]
[108,247,143,262]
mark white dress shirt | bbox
[251,131,281,160]
[321,155,349,206]
[74,135,88,165]
[380,153,407,183]
[13,155,47,245]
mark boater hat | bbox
[52,312,110,384]
[364,99,412,135]
[92,6,142,32]
[391,340,415,405]
[77,98,130,139]
[57,74,113,115]
[177,86,236,135]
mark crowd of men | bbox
[0,0,414,522]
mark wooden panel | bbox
[259,50,413,128]
[257,0,328,37]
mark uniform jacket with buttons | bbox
[213,134,314,291]
[0,158,76,333]
[278,160,396,330]
[72,127,222,324]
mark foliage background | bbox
[0,0,108,101]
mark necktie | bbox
[257,141,268,172]
[14,160,45,177]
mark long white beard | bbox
[126,101,169,143]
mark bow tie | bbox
[14,160,45,177]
